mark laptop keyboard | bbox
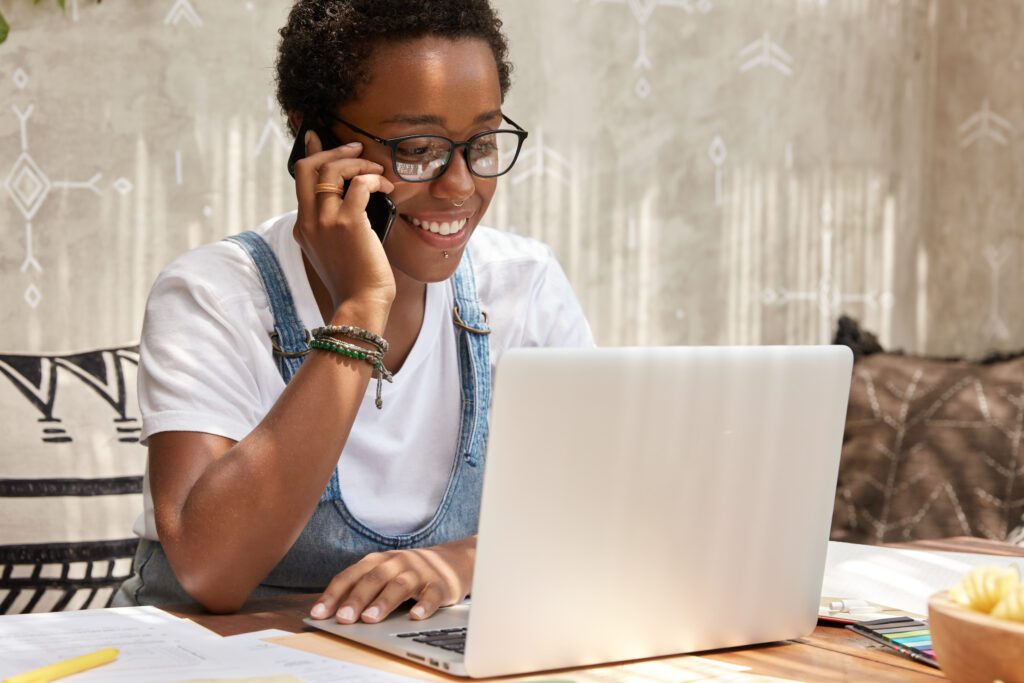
[396,627,467,654]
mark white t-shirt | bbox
[134,213,594,540]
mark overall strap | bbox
[452,246,492,467]
[225,231,340,502]
[224,232,308,383]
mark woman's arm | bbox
[149,301,383,613]
[149,136,396,613]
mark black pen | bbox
[846,624,940,669]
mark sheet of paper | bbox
[0,609,419,683]
[822,540,1024,616]
[269,632,803,683]
[172,678,303,683]
[222,630,419,683]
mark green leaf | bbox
[0,10,8,45]
[58,0,66,10]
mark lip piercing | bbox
[443,250,450,259]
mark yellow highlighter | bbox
[4,648,119,683]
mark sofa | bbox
[831,316,1024,546]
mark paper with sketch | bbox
[822,540,1024,616]
[0,606,227,681]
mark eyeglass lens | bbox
[392,131,522,181]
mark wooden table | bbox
[169,538,1024,682]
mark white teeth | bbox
[407,217,467,235]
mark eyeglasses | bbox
[327,113,529,183]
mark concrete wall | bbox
[1,0,1020,356]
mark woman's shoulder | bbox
[152,213,296,306]
[469,226,556,272]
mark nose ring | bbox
[452,198,467,207]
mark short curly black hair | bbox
[275,0,513,134]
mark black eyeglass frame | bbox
[327,113,529,183]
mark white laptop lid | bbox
[464,345,852,677]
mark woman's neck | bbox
[303,254,427,374]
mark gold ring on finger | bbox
[314,183,344,196]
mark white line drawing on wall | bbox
[761,204,894,341]
[959,100,1013,148]
[738,32,793,77]
[708,135,727,207]
[164,0,203,28]
[13,69,30,90]
[982,244,1011,341]
[6,151,50,220]
[53,173,103,195]
[256,96,290,155]
[784,141,793,170]
[8,106,51,221]
[21,224,41,274]
[70,0,79,21]
[511,129,571,186]
[5,84,119,309]
[587,0,712,98]
[175,150,184,185]
[24,284,42,309]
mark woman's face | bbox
[330,37,504,284]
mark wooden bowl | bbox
[928,591,1024,683]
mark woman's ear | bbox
[287,111,304,137]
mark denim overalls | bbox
[115,231,491,605]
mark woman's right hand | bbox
[292,131,397,315]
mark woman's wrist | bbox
[330,297,391,337]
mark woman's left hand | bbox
[309,536,476,623]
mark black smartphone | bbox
[287,117,396,243]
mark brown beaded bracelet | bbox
[311,324,388,354]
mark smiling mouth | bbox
[403,216,469,236]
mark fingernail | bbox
[337,606,355,622]
[310,603,327,619]
[410,605,426,619]
[362,605,380,620]
[345,141,362,148]
[304,131,312,149]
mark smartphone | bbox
[287,117,396,243]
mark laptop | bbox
[306,345,853,678]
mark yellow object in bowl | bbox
[948,565,1020,613]
[991,585,1024,622]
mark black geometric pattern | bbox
[0,343,144,613]
[0,539,138,614]
[0,345,140,444]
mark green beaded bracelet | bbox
[308,337,393,409]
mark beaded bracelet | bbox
[308,337,394,409]
[311,324,388,354]
[310,337,378,362]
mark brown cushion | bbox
[832,329,1024,544]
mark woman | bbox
[115,0,593,623]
